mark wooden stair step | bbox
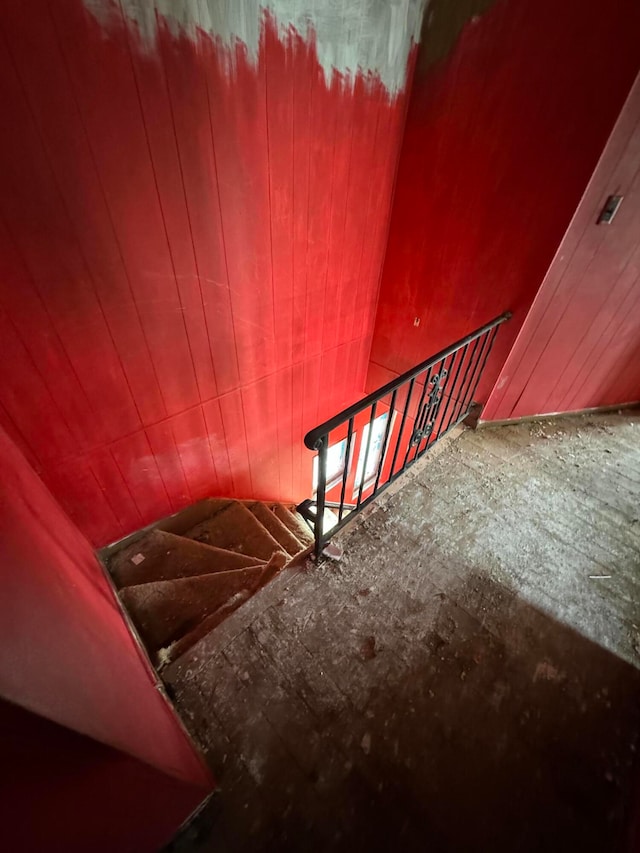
[108,529,265,587]
[120,564,267,653]
[185,502,286,562]
[98,498,234,570]
[272,504,314,548]
[156,498,233,536]
[162,551,288,667]
[245,502,303,557]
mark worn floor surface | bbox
[164,412,640,853]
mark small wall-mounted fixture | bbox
[413,317,420,327]
[597,194,623,224]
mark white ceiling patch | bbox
[84,0,428,96]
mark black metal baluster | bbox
[449,337,484,427]
[373,390,397,494]
[389,377,415,477]
[356,403,377,507]
[453,329,493,424]
[314,434,328,560]
[463,325,500,416]
[338,418,354,522]
[442,337,482,433]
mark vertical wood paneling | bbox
[207,33,277,388]
[290,360,306,496]
[266,17,295,375]
[42,458,123,546]
[171,407,220,503]
[275,365,295,500]
[484,75,640,420]
[0,305,77,465]
[128,18,219,405]
[4,5,168,430]
[0,223,97,453]
[0,20,142,447]
[342,76,380,348]
[110,431,174,526]
[304,64,338,362]
[322,21,356,356]
[218,390,253,499]
[165,21,240,398]
[291,30,313,368]
[146,421,192,511]
[202,398,233,493]
[0,1,416,545]
[242,374,280,500]
[89,447,144,535]
[52,3,202,420]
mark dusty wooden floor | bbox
[164,411,640,853]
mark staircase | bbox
[102,499,313,670]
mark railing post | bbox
[313,434,328,561]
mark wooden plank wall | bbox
[0,424,212,791]
[0,1,416,545]
[484,74,640,420]
[366,0,640,405]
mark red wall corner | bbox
[367,0,640,405]
[484,72,640,420]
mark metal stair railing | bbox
[299,312,511,559]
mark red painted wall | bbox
[2,699,206,853]
[0,423,211,791]
[484,74,640,420]
[0,1,415,546]
[367,0,640,404]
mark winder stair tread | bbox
[110,529,265,587]
[106,499,314,669]
[245,501,304,556]
[272,503,315,547]
[184,501,287,562]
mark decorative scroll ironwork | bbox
[410,368,448,446]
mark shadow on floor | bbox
[166,567,640,853]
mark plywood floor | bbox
[164,411,640,852]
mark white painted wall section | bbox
[84,0,428,95]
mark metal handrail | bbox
[304,311,511,450]
[300,311,511,559]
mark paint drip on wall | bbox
[84,0,428,95]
